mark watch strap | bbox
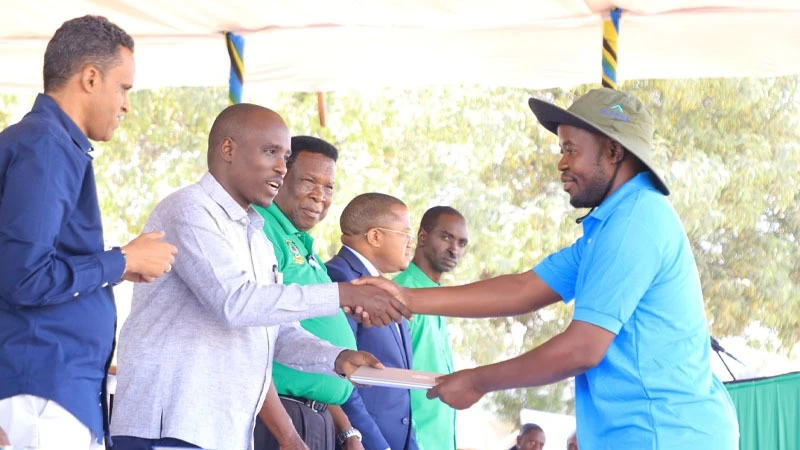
[336,427,361,445]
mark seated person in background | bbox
[510,423,545,450]
[326,193,419,450]
[109,104,409,450]
[566,430,578,450]
[394,206,469,450]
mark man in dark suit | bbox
[326,193,418,450]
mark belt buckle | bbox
[309,399,326,412]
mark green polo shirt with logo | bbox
[394,262,457,450]
[255,203,356,405]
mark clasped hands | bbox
[338,277,488,411]
[338,276,412,327]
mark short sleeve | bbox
[572,215,662,334]
[533,237,584,303]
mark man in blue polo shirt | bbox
[362,88,739,449]
[0,15,177,450]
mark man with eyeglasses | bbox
[326,193,418,450]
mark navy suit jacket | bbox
[326,246,418,450]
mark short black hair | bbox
[43,15,134,92]
[419,206,464,233]
[288,135,339,168]
[341,193,406,236]
[519,423,544,437]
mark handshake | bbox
[337,276,412,327]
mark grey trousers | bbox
[253,396,335,450]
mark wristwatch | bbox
[336,427,362,445]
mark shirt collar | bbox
[31,93,93,154]
[344,245,380,277]
[586,171,661,223]
[199,172,264,228]
[266,203,315,250]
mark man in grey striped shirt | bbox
[110,104,409,450]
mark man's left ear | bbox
[609,141,625,165]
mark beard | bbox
[569,167,615,208]
[430,256,456,274]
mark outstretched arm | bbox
[354,271,561,319]
[428,320,615,409]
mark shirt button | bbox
[101,282,109,288]
[73,292,80,297]
[401,417,410,425]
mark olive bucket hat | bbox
[528,88,669,195]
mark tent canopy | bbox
[2,0,800,94]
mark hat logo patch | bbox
[600,104,629,122]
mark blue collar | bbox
[31,93,93,154]
[587,171,662,223]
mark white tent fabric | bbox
[2,0,800,94]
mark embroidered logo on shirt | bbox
[286,240,305,265]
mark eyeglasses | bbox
[370,227,415,242]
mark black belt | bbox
[279,394,328,413]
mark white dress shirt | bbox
[342,245,403,340]
[111,173,344,450]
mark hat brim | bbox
[528,97,607,140]
[527,97,670,196]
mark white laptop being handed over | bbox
[348,366,443,390]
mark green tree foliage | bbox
[2,78,797,424]
[275,79,799,421]
[93,87,228,243]
[0,94,18,129]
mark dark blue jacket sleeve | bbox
[341,316,391,450]
[324,260,348,287]
[326,257,391,449]
[0,134,125,307]
[342,386,391,450]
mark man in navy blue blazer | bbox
[326,192,418,450]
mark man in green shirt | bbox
[254,136,364,450]
[394,206,469,450]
